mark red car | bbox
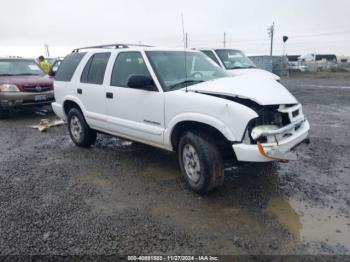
[0,58,54,118]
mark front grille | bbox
[22,85,51,93]
[255,107,290,127]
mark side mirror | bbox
[127,74,156,91]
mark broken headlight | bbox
[251,125,279,140]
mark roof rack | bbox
[72,43,153,53]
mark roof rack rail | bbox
[72,43,153,53]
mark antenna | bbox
[181,14,188,92]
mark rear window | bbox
[55,52,86,82]
[80,53,110,85]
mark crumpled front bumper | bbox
[232,118,310,162]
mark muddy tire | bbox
[67,108,96,147]
[178,131,225,194]
[0,106,9,119]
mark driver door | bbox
[105,51,165,146]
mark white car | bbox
[52,44,310,194]
[200,49,280,81]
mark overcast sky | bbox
[1,0,350,57]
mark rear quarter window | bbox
[55,52,86,82]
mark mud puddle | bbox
[266,197,350,250]
[141,166,179,182]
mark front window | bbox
[111,52,152,88]
[215,49,256,70]
[0,59,44,76]
[146,51,228,91]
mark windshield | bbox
[215,49,256,70]
[146,51,229,91]
[0,59,44,76]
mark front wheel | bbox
[178,131,225,194]
[67,108,97,147]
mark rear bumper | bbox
[52,102,65,120]
[0,91,54,109]
[233,119,310,162]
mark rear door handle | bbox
[77,88,82,94]
[106,92,113,99]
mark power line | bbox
[184,28,350,45]
[287,29,350,39]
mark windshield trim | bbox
[145,51,167,91]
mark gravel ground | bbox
[0,73,349,257]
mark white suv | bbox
[52,44,310,194]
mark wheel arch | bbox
[62,96,85,118]
[168,118,236,162]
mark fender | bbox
[164,112,236,148]
[62,95,87,117]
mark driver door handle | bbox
[106,92,113,99]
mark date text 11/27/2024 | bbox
[127,255,219,261]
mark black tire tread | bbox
[67,108,97,147]
[178,130,224,194]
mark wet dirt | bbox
[0,74,350,255]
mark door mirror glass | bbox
[127,74,156,91]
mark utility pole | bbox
[44,44,50,58]
[268,22,274,56]
[223,32,226,48]
[185,33,188,48]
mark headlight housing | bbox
[251,125,279,140]
[0,84,20,92]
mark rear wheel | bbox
[0,106,9,119]
[67,108,96,147]
[178,131,224,194]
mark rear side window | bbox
[201,50,220,66]
[55,52,86,82]
[81,52,111,85]
[110,52,151,87]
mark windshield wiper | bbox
[168,80,204,90]
[0,74,16,76]
[229,66,246,69]
[229,66,256,69]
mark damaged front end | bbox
[235,103,310,162]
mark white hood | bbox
[187,75,297,106]
[228,68,280,81]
